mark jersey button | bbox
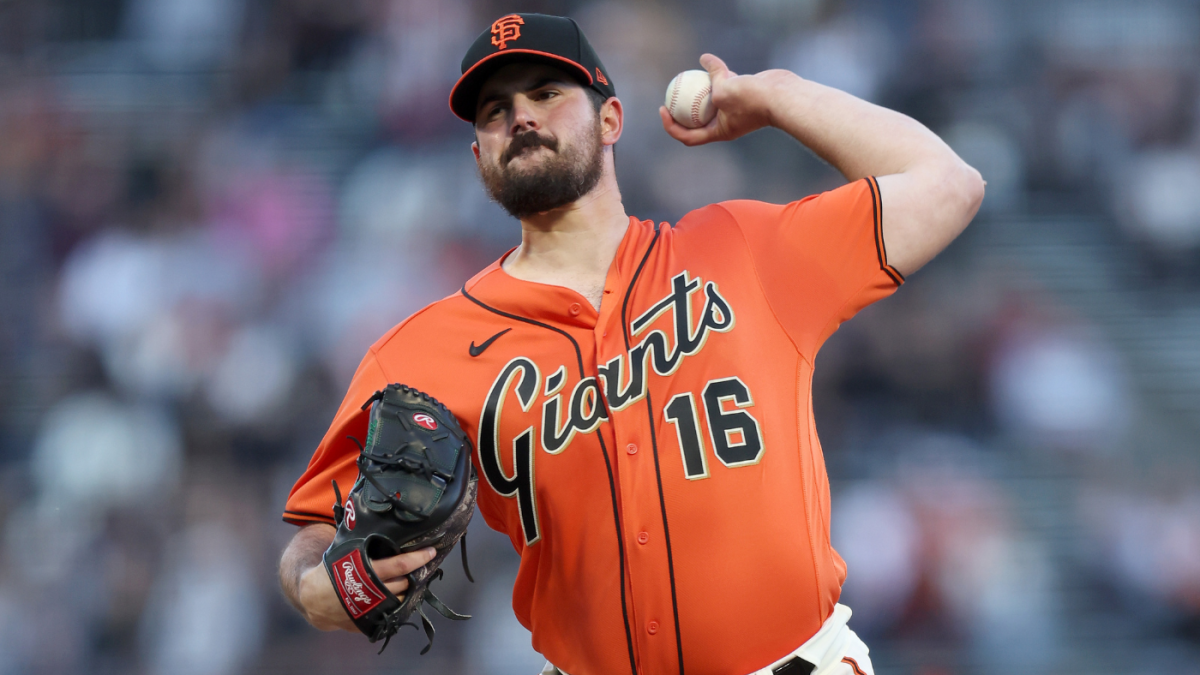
[626,443,637,455]
[637,531,649,545]
[647,621,659,635]
[568,303,582,316]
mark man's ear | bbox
[600,97,624,147]
[471,141,481,162]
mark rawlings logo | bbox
[332,550,384,617]
[413,413,438,431]
[341,561,372,604]
[344,498,356,530]
[491,14,523,50]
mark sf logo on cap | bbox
[491,14,524,50]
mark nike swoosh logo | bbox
[469,328,512,357]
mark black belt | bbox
[772,656,815,675]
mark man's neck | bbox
[502,171,629,309]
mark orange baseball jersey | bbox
[284,177,903,675]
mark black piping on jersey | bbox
[620,223,687,675]
[866,176,905,285]
[460,285,639,675]
[283,509,335,524]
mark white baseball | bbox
[665,70,716,129]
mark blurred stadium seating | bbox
[0,0,1198,673]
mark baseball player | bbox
[279,12,983,675]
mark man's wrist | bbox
[298,564,325,616]
[755,69,806,130]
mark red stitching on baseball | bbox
[668,76,682,120]
[691,85,710,127]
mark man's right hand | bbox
[298,547,439,629]
[297,547,439,631]
[280,522,439,632]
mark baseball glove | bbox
[322,383,477,654]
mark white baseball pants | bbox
[540,603,875,675]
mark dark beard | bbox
[478,124,604,219]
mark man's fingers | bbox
[699,53,733,82]
[371,547,437,581]
[659,106,719,146]
[384,578,410,597]
[659,106,686,138]
[659,106,695,143]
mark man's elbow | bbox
[874,158,986,276]
[948,159,985,230]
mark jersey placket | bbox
[596,244,681,675]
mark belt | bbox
[772,656,815,675]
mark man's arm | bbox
[279,523,436,632]
[659,54,985,277]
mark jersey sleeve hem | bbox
[867,176,905,285]
[282,510,336,527]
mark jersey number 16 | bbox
[664,376,763,480]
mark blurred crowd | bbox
[1,0,1199,673]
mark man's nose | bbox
[509,95,540,134]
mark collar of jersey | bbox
[462,215,656,328]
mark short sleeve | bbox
[282,351,389,526]
[718,177,903,356]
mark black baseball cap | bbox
[449,13,616,123]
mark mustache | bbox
[503,132,558,164]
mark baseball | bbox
[665,69,716,129]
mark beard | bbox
[478,121,604,219]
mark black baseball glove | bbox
[322,383,477,654]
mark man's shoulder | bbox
[677,199,795,228]
[661,200,782,246]
[368,261,509,357]
[367,287,481,355]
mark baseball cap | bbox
[449,13,616,123]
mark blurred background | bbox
[1,0,1199,673]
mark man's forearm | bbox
[754,69,983,275]
[279,523,335,614]
[665,55,984,278]
[761,70,959,181]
